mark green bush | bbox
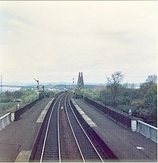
[0,102,15,116]
[0,98,13,103]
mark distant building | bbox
[77,72,84,89]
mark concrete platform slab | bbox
[14,150,31,162]
[74,98,157,161]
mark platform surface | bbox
[74,98,157,162]
[0,98,51,162]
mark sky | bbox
[0,1,157,85]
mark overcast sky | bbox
[0,1,157,85]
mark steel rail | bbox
[57,97,62,162]
[39,93,64,163]
[67,94,105,162]
[64,93,85,162]
[39,91,105,162]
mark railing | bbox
[84,97,157,143]
[0,113,11,131]
[137,120,157,143]
[14,98,41,121]
[0,97,43,130]
[84,97,132,128]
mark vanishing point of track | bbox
[33,91,108,162]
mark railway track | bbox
[32,91,109,162]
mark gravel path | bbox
[0,98,51,162]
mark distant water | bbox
[1,86,21,92]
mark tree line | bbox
[0,89,55,116]
[82,72,157,126]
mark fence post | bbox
[131,119,137,132]
[137,121,140,133]
[147,126,150,139]
[6,115,10,125]
[11,112,15,121]
[2,118,4,129]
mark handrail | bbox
[137,120,157,143]
[0,112,11,130]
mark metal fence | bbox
[137,120,157,143]
[0,97,43,130]
[84,97,157,143]
[0,112,11,131]
[14,97,42,121]
[84,97,132,128]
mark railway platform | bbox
[0,98,52,162]
[74,98,157,162]
[0,94,157,162]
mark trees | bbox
[86,72,157,126]
[14,91,23,99]
[105,71,124,106]
[145,75,157,84]
[144,84,157,109]
[138,75,157,109]
[0,89,38,116]
[134,75,157,125]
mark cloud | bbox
[0,1,157,84]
